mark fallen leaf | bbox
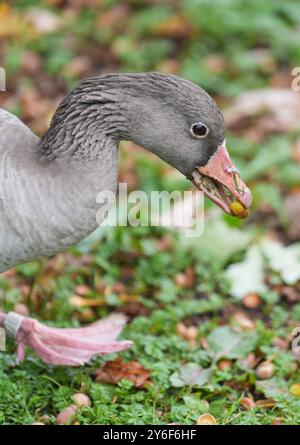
[183,395,209,412]
[153,15,193,39]
[226,246,267,299]
[256,377,288,398]
[94,357,151,388]
[119,301,149,318]
[207,326,258,359]
[255,398,276,408]
[170,363,211,388]
[69,295,105,308]
[190,219,252,265]
[262,238,300,285]
[289,383,300,397]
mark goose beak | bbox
[192,142,252,218]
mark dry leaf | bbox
[94,357,151,388]
[69,295,105,307]
[119,301,149,318]
[289,383,300,397]
[153,15,193,39]
[255,398,276,408]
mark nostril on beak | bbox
[225,166,239,174]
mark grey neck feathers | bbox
[37,73,224,172]
[38,77,131,164]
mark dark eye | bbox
[191,122,209,138]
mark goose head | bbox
[41,72,252,216]
[119,73,252,216]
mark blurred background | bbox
[0,0,300,425]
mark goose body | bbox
[0,73,252,366]
[0,107,118,271]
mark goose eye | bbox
[191,123,209,138]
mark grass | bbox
[0,222,300,425]
[0,0,300,425]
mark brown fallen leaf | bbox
[69,295,105,308]
[153,15,193,39]
[119,301,149,318]
[94,357,151,388]
[255,398,276,408]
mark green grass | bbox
[0,0,300,425]
[0,224,300,425]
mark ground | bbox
[0,0,300,425]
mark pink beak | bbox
[193,142,252,216]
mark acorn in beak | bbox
[192,142,252,218]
